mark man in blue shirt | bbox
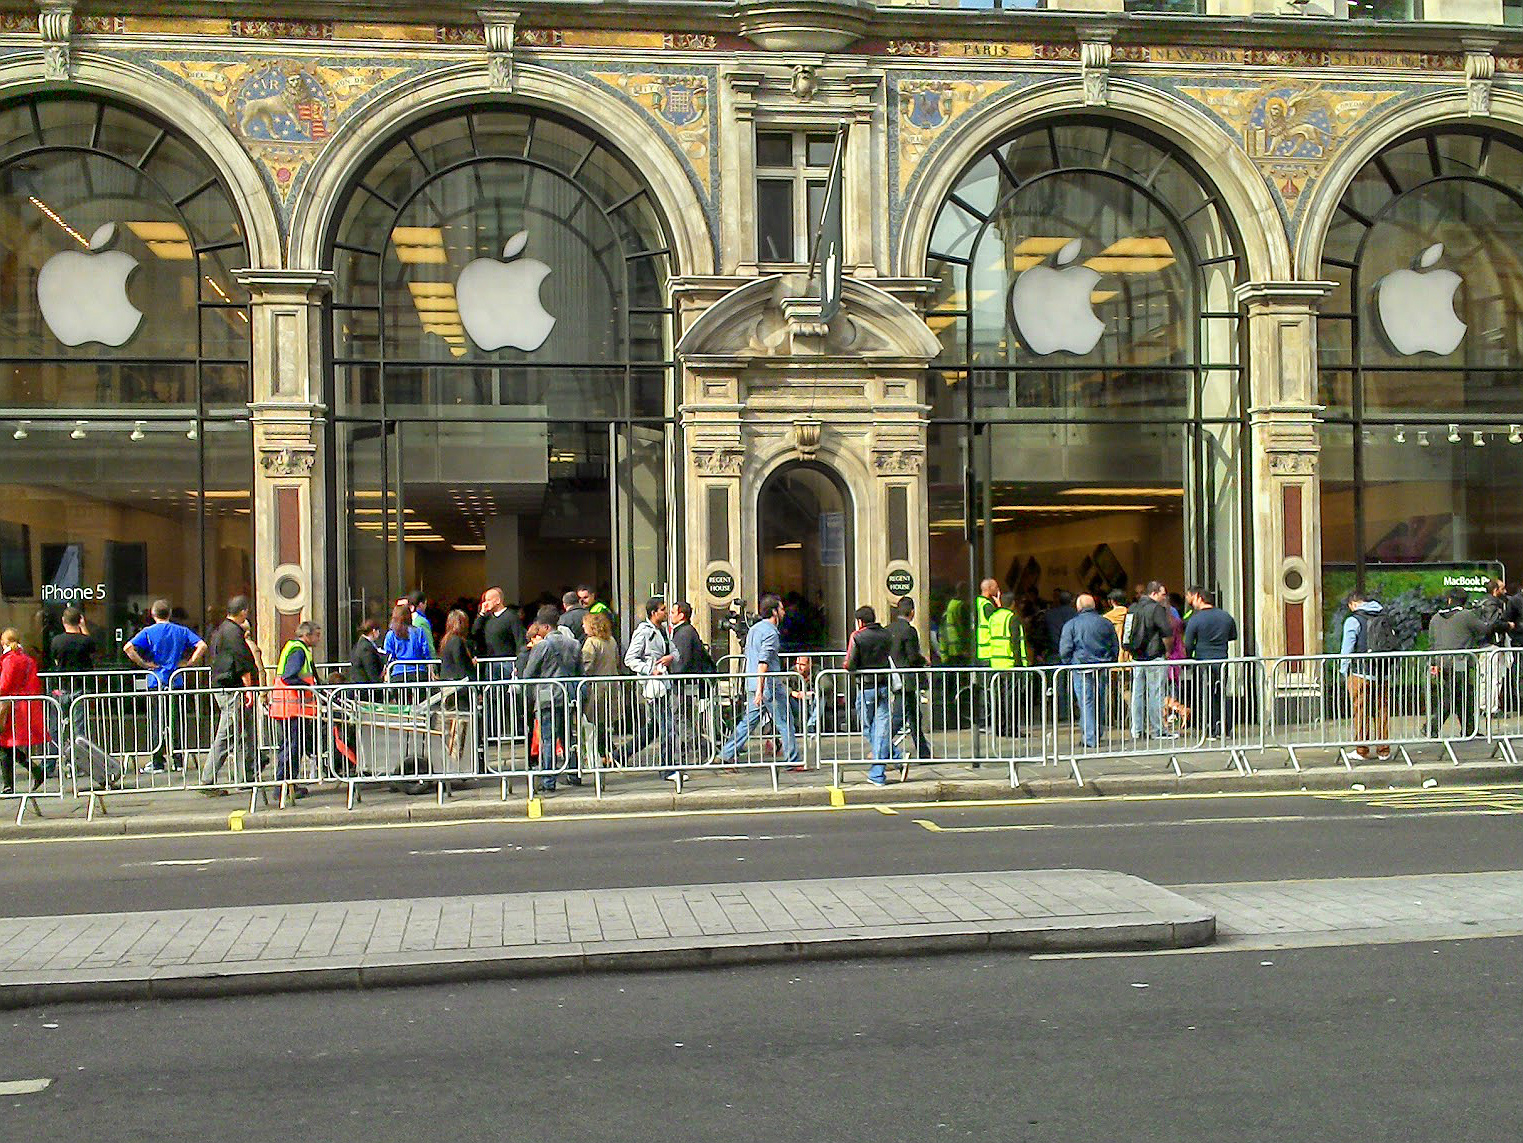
[715,593,801,771]
[1058,593,1119,749]
[123,599,208,773]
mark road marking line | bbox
[875,805,899,815]
[913,819,944,832]
[407,846,503,856]
[0,1078,52,1096]
[121,857,264,868]
[913,808,1523,834]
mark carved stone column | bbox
[1237,281,1335,663]
[234,269,333,663]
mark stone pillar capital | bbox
[233,268,335,305]
[1234,280,1337,311]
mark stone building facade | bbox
[1,1,1520,661]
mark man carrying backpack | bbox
[1339,589,1394,761]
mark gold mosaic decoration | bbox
[592,72,711,192]
[896,79,1009,195]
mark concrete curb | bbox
[0,909,1215,1010]
[3,759,1520,840]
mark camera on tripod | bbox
[717,598,752,643]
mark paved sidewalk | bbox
[1176,870,1523,947]
[0,870,1213,1007]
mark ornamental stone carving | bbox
[481,8,517,92]
[693,446,745,477]
[792,417,823,461]
[1465,45,1496,117]
[872,449,923,476]
[1080,37,1112,108]
[40,5,71,81]
[1267,452,1316,477]
[259,446,317,478]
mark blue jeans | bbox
[1130,660,1167,738]
[1071,669,1107,748]
[856,685,893,780]
[719,679,799,768]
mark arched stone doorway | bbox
[757,462,854,650]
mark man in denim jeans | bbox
[1125,580,1175,741]
[715,593,800,771]
[1059,594,1119,749]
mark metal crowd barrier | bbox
[811,666,1049,788]
[1049,657,1267,786]
[1266,649,1484,770]
[2,691,65,823]
[9,649,1523,822]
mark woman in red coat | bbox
[0,628,48,793]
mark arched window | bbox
[923,119,1245,620]
[324,106,675,630]
[0,93,253,654]
[1318,125,1523,594]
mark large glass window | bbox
[1319,125,1523,588]
[0,95,252,658]
[327,106,675,637]
[925,118,1245,646]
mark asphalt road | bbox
[3,937,1520,1141]
[5,787,1523,916]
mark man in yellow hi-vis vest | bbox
[987,591,1030,736]
[972,579,1000,759]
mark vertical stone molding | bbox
[480,9,518,93]
[1080,35,1113,107]
[1464,41,1496,117]
[234,269,334,660]
[39,4,72,81]
[1237,281,1335,664]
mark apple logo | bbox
[454,230,555,352]
[36,223,144,348]
[1008,238,1104,356]
[1375,243,1466,357]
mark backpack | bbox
[1356,611,1401,654]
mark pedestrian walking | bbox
[1339,590,1393,761]
[886,597,932,762]
[844,605,895,785]
[1183,587,1238,738]
[714,594,801,772]
[1059,594,1119,749]
[0,629,48,794]
[517,605,582,792]
[1425,588,1499,737]
[668,600,718,771]
[200,596,258,793]
[270,620,321,798]
[623,598,680,784]
[1123,581,1175,740]
[122,599,207,773]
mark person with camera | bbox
[714,593,800,772]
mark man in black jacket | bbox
[669,601,717,774]
[886,597,931,763]
[474,586,526,749]
[844,605,895,785]
[200,596,259,792]
[1427,587,1502,736]
[348,617,384,685]
[1125,580,1176,740]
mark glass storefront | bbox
[1319,125,1523,586]
[326,106,675,638]
[0,94,252,662]
[924,118,1246,642]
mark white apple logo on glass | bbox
[1375,242,1466,357]
[37,223,143,347]
[454,230,555,352]
[1008,238,1104,356]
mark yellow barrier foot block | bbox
[228,811,246,832]
[527,797,544,820]
[829,787,846,808]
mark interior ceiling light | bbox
[1510,424,1522,445]
[1097,236,1175,259]
[130,422,145,441]
[12,422,27,440]
[1417,429,1430,447]
[1474,430,1486,446]
[1393,425,1406,444]
[1448,424,1461,443]
[125,220,193,260]
[391,226,448,264]
[70,424,86,439]
[1082,255,1176,274]
[28,196,88,247]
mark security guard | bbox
[973,578,1000,667]
[987,591,1029,736]
[941,584,970,666]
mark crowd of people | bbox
[7,572,1520,796]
